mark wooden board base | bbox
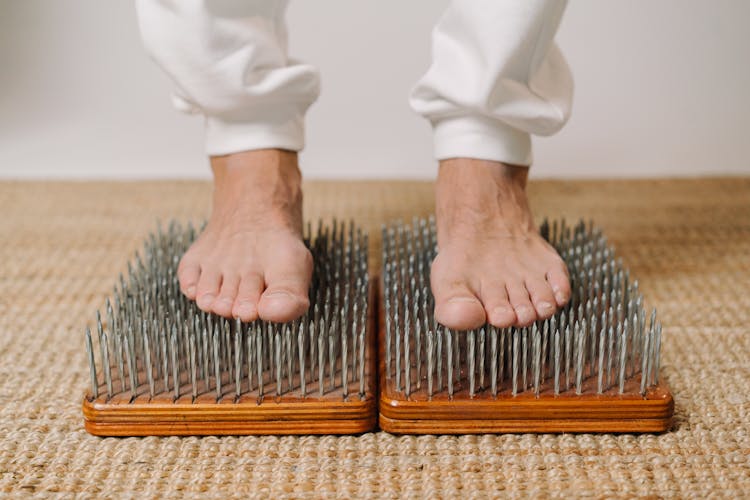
[378,291,674,435]
[379,413,672,434]
[83,400,378,436]
[82,284,379,437]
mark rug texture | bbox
[0,178,748,498]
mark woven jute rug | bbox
[1,178,748,498]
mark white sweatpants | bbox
[136,0,572,166]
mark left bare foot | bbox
[177,149,312,323]
[431,158,571,330]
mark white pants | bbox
[136,0,572,166]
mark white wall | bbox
[1,0,749,179]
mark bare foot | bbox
[178,149,312,323]
[431,158,571,330]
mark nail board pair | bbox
[82,218,673,436]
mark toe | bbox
[259,287,309,323]
[525,275,557,319]
[177,254,201,300]
[480,282,517,328]
[506,280,537,326]
[431,261,486,330]
[257,245,312,323]
[212,272,240,318]
[434,293,486,330]
[195,268,222,312]
[546,259,571,306]
[232,271,264,322]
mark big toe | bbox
[257,244,312,323]
[432,272,486,330]
[258,288,309,323]
[434,295,486,330]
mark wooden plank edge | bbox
[85,415,378,437]
[82,395,377,422]
[378,385,674,421]
[378,414,673,434]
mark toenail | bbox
[554,291,567,303]
[186,286,196,296]
[538,301,555,313]
[265,290,295,299]
[216,298,232,307]
[492,306,513,319]
[198,294,215,306]
[448,296,478,304]
[515,305,532,317]
[237,302,255,315]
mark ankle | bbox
[435,158,535,241]
[208,149,303,231]
[438,158,529,189]
[212,148,300,184]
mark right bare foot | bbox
[431,158,571,331]
[178,149,313,323]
